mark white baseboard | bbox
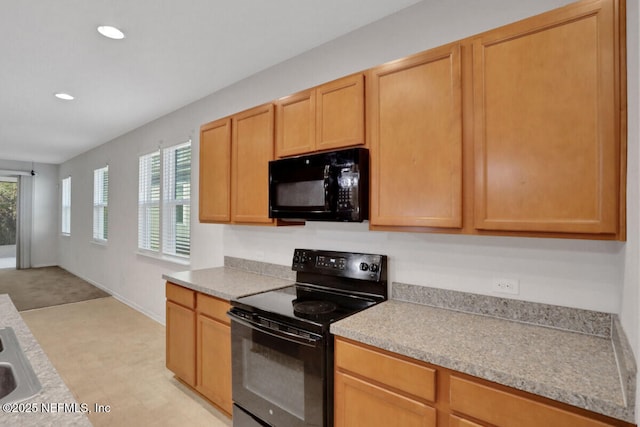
[62,267,165,326]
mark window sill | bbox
[135,250,191,266]
[91,239,108,247]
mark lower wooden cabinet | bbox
[166,282,232,417]
[335,338,436,427]
[166,284,196,386]
[195,293,232,416]
[335,337,633,427]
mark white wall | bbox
[58,128,224,322]
[58,0,635,352]
[0,159,58,267]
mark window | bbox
[61,176,71,235]
[138,141,191,258]
[138,151,161,252]
[93,166,109,242]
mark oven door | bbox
[229,311,326,427]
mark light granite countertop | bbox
[162,265,293,301]
[0,294,92,427]
[331,296,635,423]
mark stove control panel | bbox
[292,249,386,282]
[316,255,347,270]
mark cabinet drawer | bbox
[450,376,614,427]
[166,282,195,309]
[335,371,436,427]
[335,338,436,403]
[197,293,230,325]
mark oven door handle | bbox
[229,312,322,348]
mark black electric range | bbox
[228,248,388,427]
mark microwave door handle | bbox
[324,164,331,210]
[229,312,322,348]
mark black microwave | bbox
[269,147,369,222]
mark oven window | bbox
[276,180,324,207]
[242,338,305,420]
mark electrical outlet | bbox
[492,278,520,295]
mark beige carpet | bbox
[0,266,110,311]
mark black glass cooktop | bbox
[230,249,388,334]
[231,284,377,332]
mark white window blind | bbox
[138,141,191,258]
[61,176,71,235]
[93,166,109,242]
[163,142,191,256]
[138,151,161,252]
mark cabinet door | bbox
[196,314,232,416]
[473,0,618,235]
[199,118,231,223]
[276,89,316,157]
[368,43,463,228]
[334,371,436,427]
[316,73,365,152]
[232,103,275,223]
[166,300,196,386]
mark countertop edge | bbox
[162,266,293,301]
[162,272,237,300]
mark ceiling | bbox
[0,0,421,165]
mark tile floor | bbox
[21,297,232,427]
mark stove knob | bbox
[359,262,369,271]
[369,263,379,273]
[293,255,300,263]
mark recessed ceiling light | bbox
[54,93,75,101]
[97,25,125,40]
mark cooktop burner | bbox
[293,300,339,319]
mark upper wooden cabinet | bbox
[198,0,626,239]
[199,104,276,225]
[199,118,232,223]
[232,103,275,224]
[276,89,316,156]
[472,0,623,236]
[368,43,463,229]
[276,73,365,157]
